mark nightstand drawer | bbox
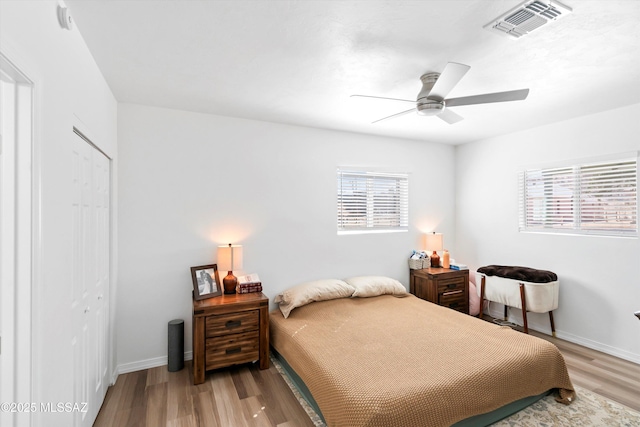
[442,301,466,312]
[206,310,259,338]
[439,289,466,311]
[205,330,259,369]
[437,277,466,293]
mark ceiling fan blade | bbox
[445,89,529,108]
[372,108,415,124]
[350,94,415,104]
[428,62,471,101]
[437,109,464,124]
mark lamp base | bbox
[223,272,237,294]
[430,252,441,268]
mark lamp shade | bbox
[217,244,243,272]
[424,233,443,252]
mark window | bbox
[518,155,638,237]
[337,169,409,234]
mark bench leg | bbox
[519,283,528,334]
[479,276,486,319]
[504,304,508,321]
[549,311,556,337]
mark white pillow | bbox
[274,279,355,318]
[345,276,407,298]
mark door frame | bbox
[0,50,37,427]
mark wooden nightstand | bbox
[410,268,469,314]
[192,292,269,385]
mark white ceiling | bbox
[66,0,640,145]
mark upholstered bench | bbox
[476,265,558,336]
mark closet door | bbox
[71,131,110,427]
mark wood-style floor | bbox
[94,333,640,427]
[481,315,640,412]
[532,330,640,412]
[94,358,315,427]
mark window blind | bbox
[518,156,638,237]
[337,169,409,234]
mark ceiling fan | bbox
[351,62,529,124]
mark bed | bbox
[270,277,574,427]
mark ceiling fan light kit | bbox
[484,0,573,39]
[416,101,443,116]
[352,62,529,125]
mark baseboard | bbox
[484,304,640,364]
[115,351,193,376]
[552,330,640,365]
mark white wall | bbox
[116,103,456,370]
[456,103,640,363]
[0,1,117,426]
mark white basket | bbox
[408,258,429,270]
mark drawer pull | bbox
[447,284,457,289]
[442,290,462,296]
[226,347,242,355]
[225,320,241,329]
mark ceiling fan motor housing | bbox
[417,72,439,100]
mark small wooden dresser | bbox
[410,268,469,314]
[192,292,269,385]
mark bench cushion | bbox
[477,265,557,283]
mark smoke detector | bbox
[484,0,572,39]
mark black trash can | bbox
[168,319,184,372]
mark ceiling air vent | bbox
[484,0,572,39]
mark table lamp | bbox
[217,243,243,294]
[424,232,443,268]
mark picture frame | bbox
[190,264,222,300]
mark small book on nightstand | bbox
[236,273,262,294]
[450,263,468,270]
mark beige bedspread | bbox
[270,294,574,427]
